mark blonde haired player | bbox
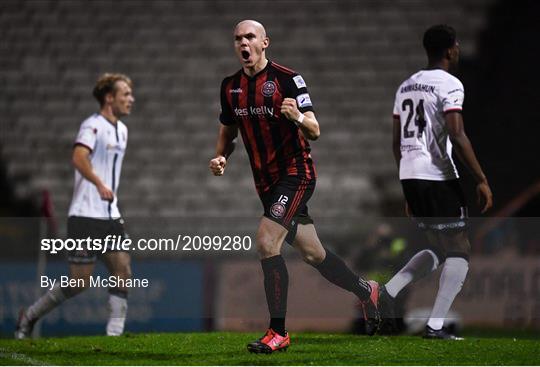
[16,73,134,338]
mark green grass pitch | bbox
[0,331,538,365]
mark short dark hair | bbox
[423,25,457,60]
[93,73,132,106]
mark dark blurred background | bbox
[0,0,540,221]
[1,0,538,225]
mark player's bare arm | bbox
[210,124,238,176]
[392,117,412,216]
[72,145,114,201]
[281,98,320,140]
[445,112,493,213]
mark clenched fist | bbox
[209,156,227,176]
[281,97,302,122]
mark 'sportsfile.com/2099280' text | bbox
[40,235,253,254]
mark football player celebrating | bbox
[210,20,379,353]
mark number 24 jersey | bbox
[393,69,464,181]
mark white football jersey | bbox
[393,69,464,181]
[68,113,128,218]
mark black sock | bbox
[261,255,288,336]
[314,249,371,301]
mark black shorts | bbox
[66,216,128,264]
[260,175,315,244]
[401,179,468,231]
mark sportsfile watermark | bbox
[1,217,540,325]
[40,234,253,254]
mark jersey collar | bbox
[241,60,271,79]
[98,113,119,128]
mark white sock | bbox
[26,285,68,322]
[427,257,469,330]
[385,249,439,298]
[106,293,128,336]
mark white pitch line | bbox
[0,348,52,366]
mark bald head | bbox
[234,20,267,38]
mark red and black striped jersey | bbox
[219,61,316,194]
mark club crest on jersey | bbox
[270,194,289,219]
[261,81,276,97]
[270,202,286,218]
